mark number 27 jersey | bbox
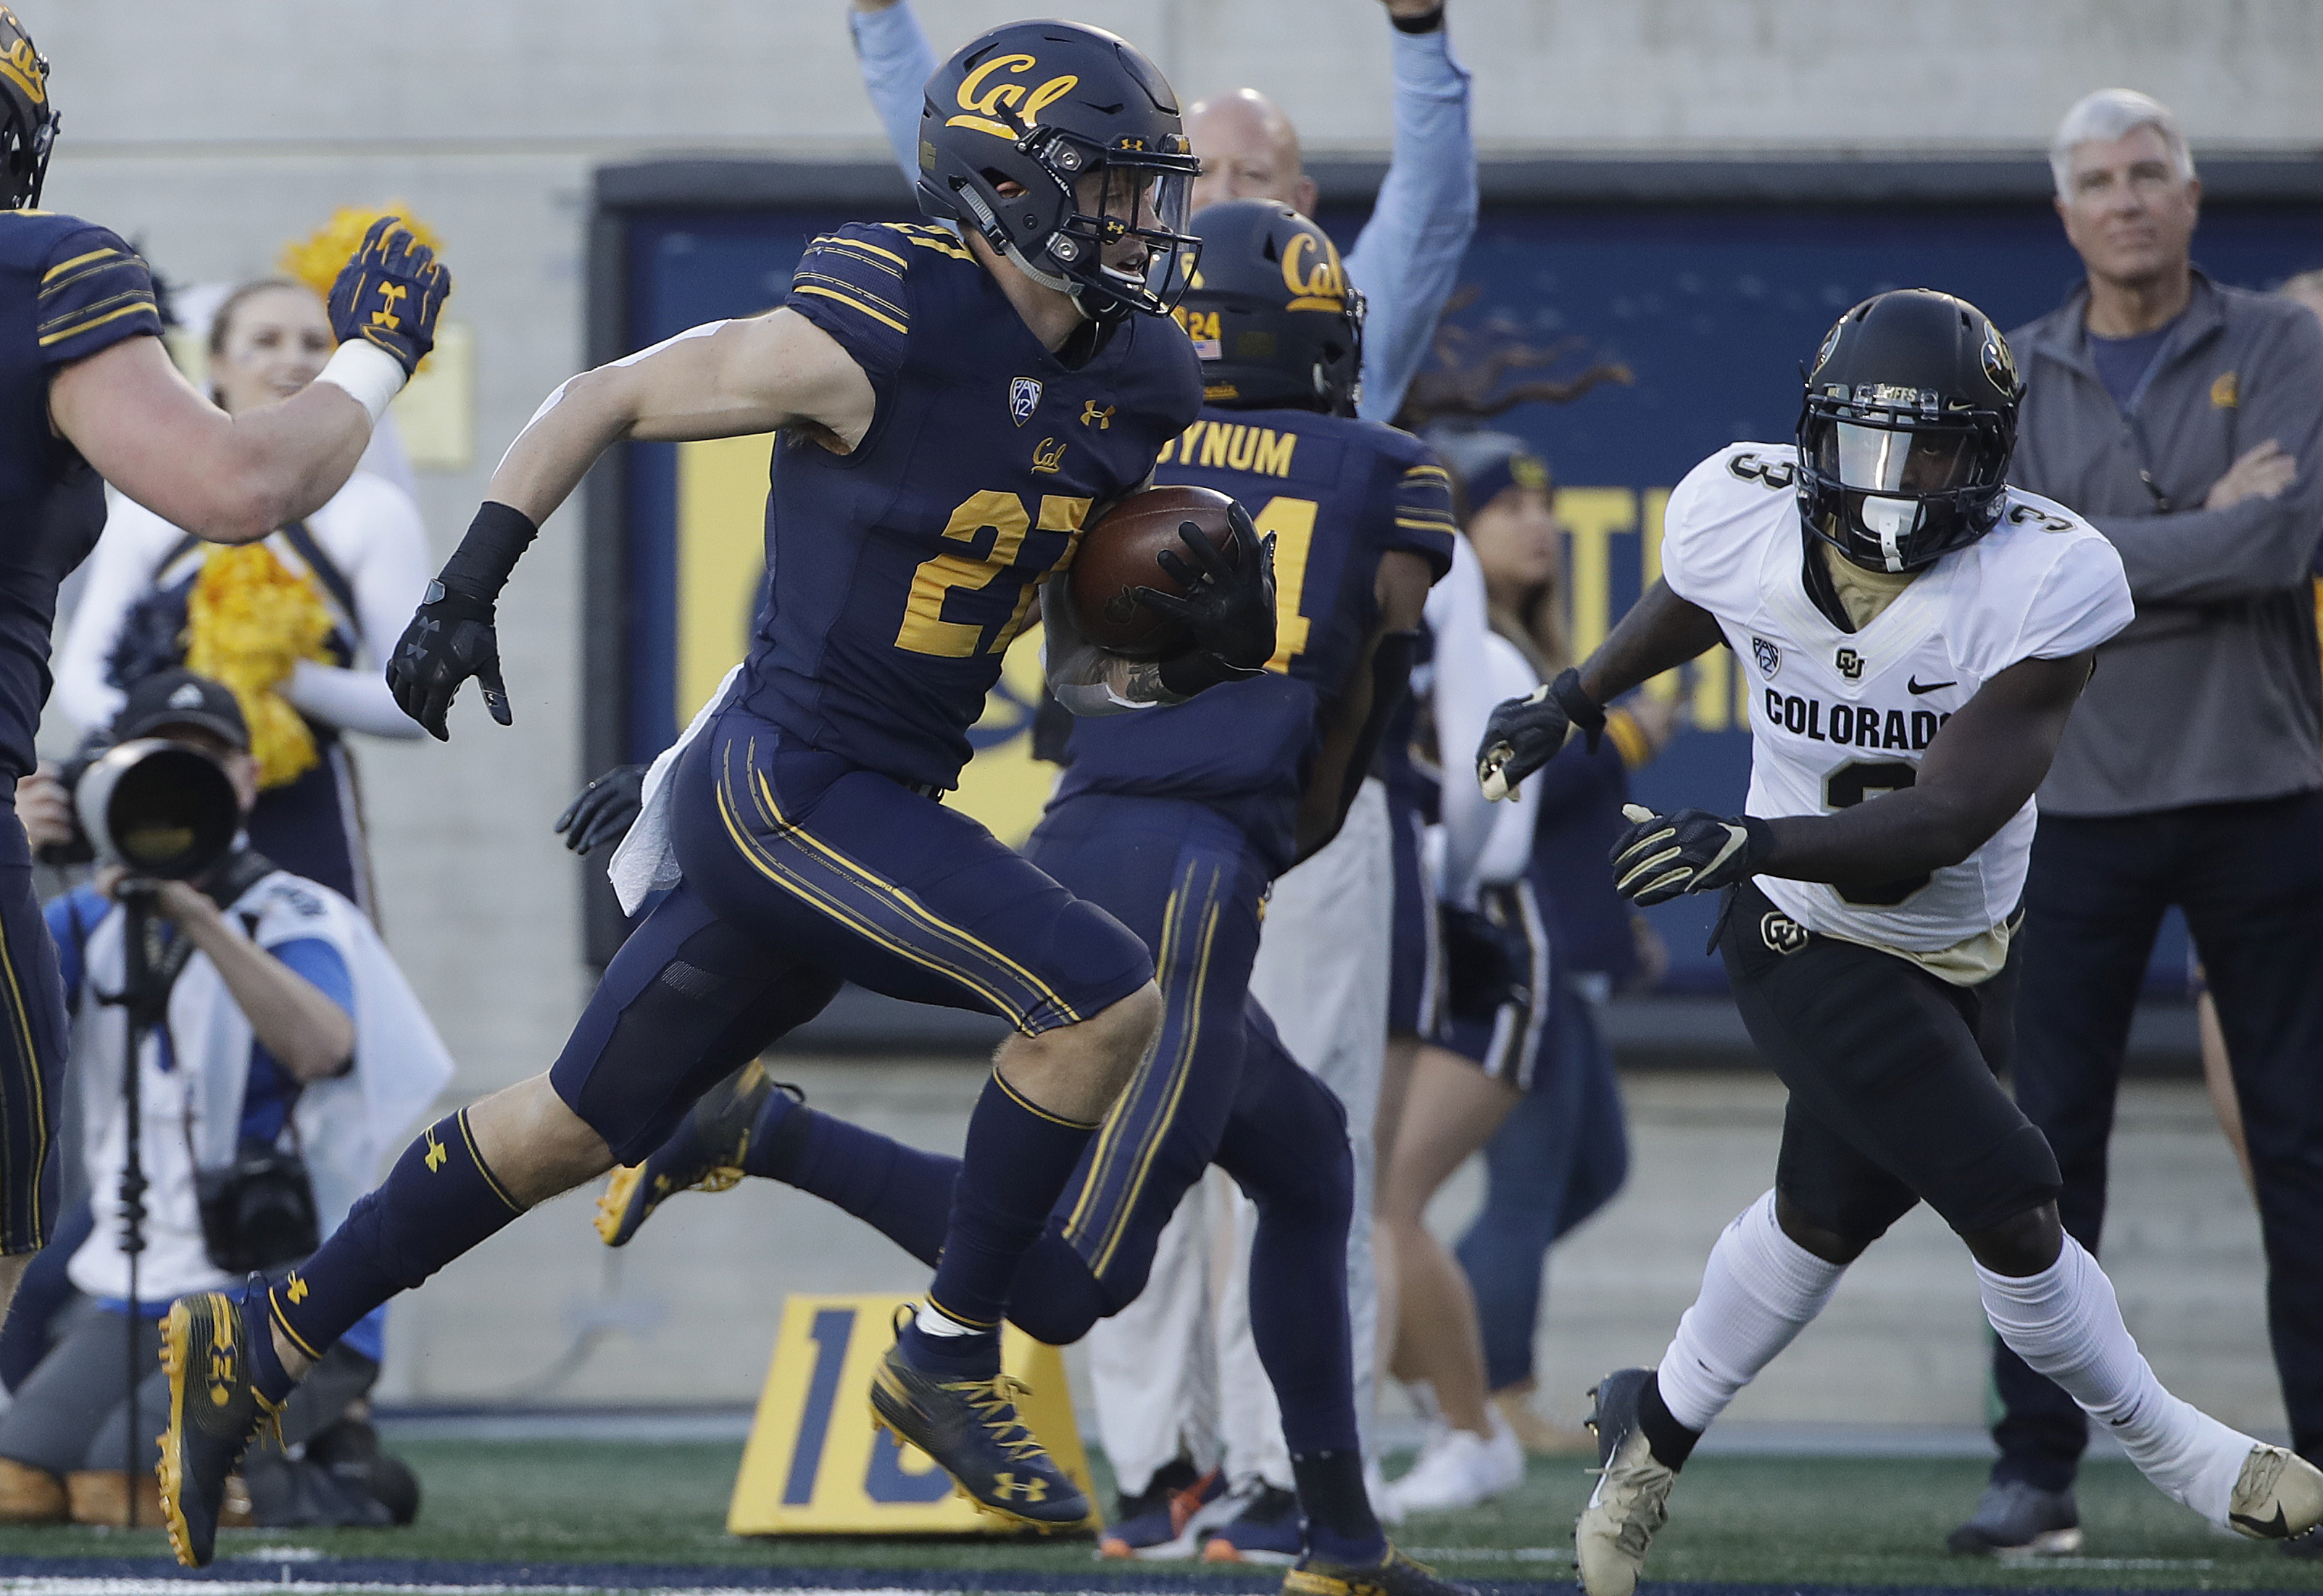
[1660,443,2134,956]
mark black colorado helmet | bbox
[917,20,1200,323]
[1179,200,1364,417]
[1796,288,2022,573]
[0,7,56,212]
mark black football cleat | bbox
[868,1319,1087,1531]
[1282,1545,1474,1596]
[1945,1480,2081,1555]
[156,1292,280,1567]
[594,1060,798,1247]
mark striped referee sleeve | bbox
[36,226,162,367]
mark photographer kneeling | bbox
[0,670,451,1528]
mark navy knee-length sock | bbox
[911,1071,1097,1372]
[252,1110,525,1402]
[742,1094,957,1268]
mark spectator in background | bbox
[0,672,449,1528]
[2189,266,2323,1199]
[1950,88,2323,1560]
[1378,435,1669,1511]
[844,0,1481,1556]
[53,277,431,915]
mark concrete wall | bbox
[20,2,2312,1408]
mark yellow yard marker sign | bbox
[728,1293,1097,1535]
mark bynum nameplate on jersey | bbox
[728,1293,1098,1535]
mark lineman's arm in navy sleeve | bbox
[1342,11,1477,423]
[850,0,938,187]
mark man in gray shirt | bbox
[1951,88,2323,1560]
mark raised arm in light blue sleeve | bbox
[1341,22,1477,423]
[849,1,939,188]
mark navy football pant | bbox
[784,795,1363,1458]
[1029,797,1360,1457]
[1995,796,2323,1485]
[0,810,67,1256]
[551,709,1153,1163]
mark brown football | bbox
[1066,485,1241,659]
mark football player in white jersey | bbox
[1476,288,2323,1594]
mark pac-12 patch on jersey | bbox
[1659,442,2133,956]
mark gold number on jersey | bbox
[1252,495,1318,671]
[895,490,1090,658]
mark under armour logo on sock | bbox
[425,1129,449,1172]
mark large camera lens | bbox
[73,740,239,881]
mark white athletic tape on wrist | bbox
[315,340,409,425]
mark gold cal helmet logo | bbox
[1281,231,1349,313]
[0,18,45,109]
[948,54,1079,138]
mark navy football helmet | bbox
[0,7,56,212]
[917,20,1200,323]
[1797,288,2022,573]
[1179,200,1364,417]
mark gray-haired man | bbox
[1950,88,2323,1560]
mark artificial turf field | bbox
[0,1442,2315,1595]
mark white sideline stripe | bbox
[0,1584,930,1596]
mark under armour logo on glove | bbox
[1611,803,1771,906]
[328,216,449,377]
[386,581,508,741]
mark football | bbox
[1066,485,1241,659]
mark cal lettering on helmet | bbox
[1280,231,1348,312]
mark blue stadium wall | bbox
[582,157,2323,1043]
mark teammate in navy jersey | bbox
[151,20,1262,1567]
[590,202,1469,1596]
[0,10,445,1326]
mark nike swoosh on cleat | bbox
[1907,677,1957,694]
[2233,1506,2290,1538]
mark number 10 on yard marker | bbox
[727,1293,1099,1535]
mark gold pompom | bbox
[183,544,336,791]
[277,203,446,317]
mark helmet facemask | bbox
[942,122,1201,325]
[1798,386,2014,573]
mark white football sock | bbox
[915,1302,980,1337]
[1977,1235,2251,1525]
[1654,1190,1846,1432]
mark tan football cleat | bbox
[1574,1368,1678,1596]
[2227,1444,2323,1541]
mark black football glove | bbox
[328,216,449,378]
[555,764,647,855]
[1478,667,1606,801]
[1609,804,1774,907]
[387,583,506,741]
[1135,501,1277,699]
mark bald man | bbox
[846,0,1475,1559]
[849,0,1472,425]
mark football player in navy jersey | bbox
[589,202,1471,1596]
[151,20,1263,1568]
[0,10,445,1324]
